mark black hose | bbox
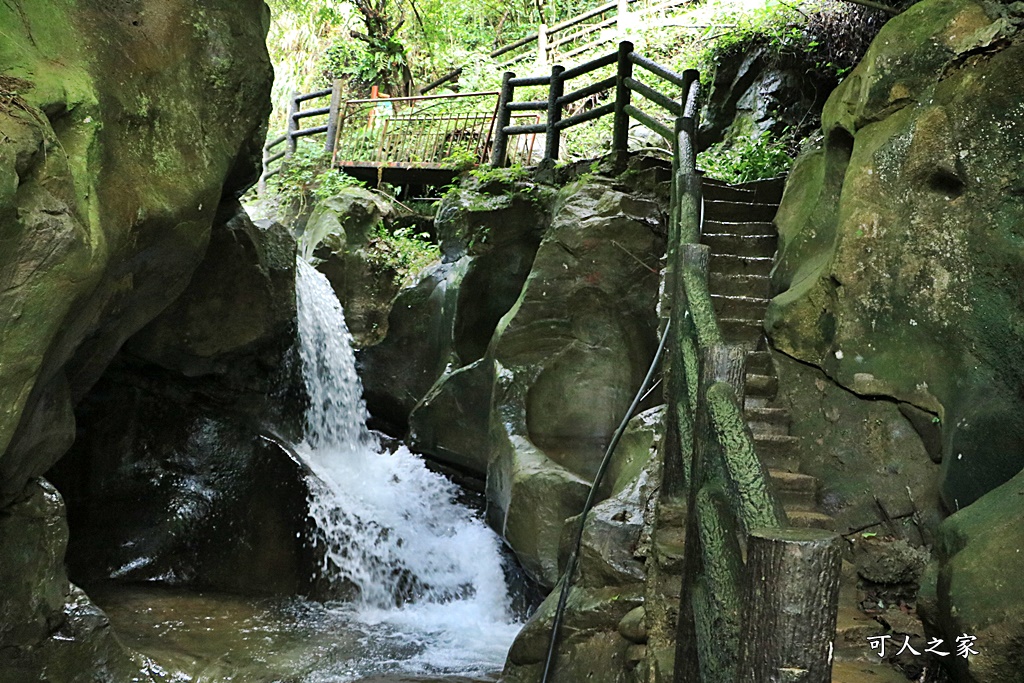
[540,317,672,682]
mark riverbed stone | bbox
[765,0,1024,510]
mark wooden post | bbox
[324,78,343,156]
[676,117,701,245]
[286,90,301,158]
[544,64,565,161]
[674,341,746,683]
[737,528,843,683]
[617,0,631,37]
[537,23,549,66]
[613,40,633,154]
[491,72,516,167]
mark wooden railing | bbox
[659,58,843,683]
[259,84,341,192]
[258,86,537,192]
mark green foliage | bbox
[443,146,480,172]
[365,221,440,280]
[266,144,366,210]
[697,131,794,183]
[468,163,528,185]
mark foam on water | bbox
[294,258,519,677]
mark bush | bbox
[697,131,794,183]
[364,222,440,282]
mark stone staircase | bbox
[699,177,833,530]
[700,177,902,683]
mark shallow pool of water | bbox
[92,584,505,683]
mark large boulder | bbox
[485,176,666,586]
[918,467,1024,683]
[50,363,315,597]
[126,203,297,393]
[765,0,1024,510]
[360,177,550,435]
[0,479,156,683]
[0,0,272,505]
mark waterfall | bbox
[293,258,519,675]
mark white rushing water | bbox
[293,258,520,677]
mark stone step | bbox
[701,179,757,203]
[831,661,908,683]
[769,470,818,511]
[711,294,770,321]
[702,219,776,237]
[754,433,799,471]
[708,273,771,299]
[787,509,835,529]
[745,406,790,435]
[719,318,763,345]
[745,373,778,398]
[703,200,779,222]
[701,233,778,258]
[733,177,786,204]
[744,350,773,376]
[709,254,774,277]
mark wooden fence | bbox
[258,86,537,192]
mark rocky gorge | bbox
[1,0,1023,682]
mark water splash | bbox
[293,258,519,676]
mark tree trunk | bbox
[737,528,843,683]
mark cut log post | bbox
[612,40,633,154]
[680,244,723,347]
[707,382,786,532]
[544,64,565,160]
[285,90,301,158]
[491,72,516,167]
[693,484,743,683]
[737,528,843,683]
[324,79,344,155]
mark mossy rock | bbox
[918,467,1024,682]
[766,0,1024,509]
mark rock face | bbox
[502,408,663,683]
[51,211,312,597]
[765,0,1024,511]
[0,0,273,678]
[700,45,836,149]
[0,0,272,504]
[485,177,666,586]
